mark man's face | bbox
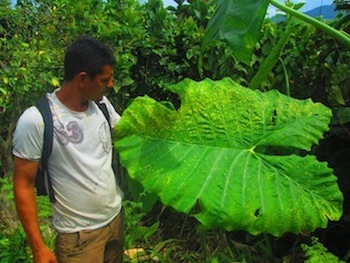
[84,65,114,101]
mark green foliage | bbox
[0,176,55,259]
[301,236,346,263]
[248,17,296,91]
[0,177,20,234]
[202,0,350,102]
[35,195,56,251]
[202,0,270,65]
[123,200,159,249]
[270,0,350,49]
[1,0,350,260]
[0,177,30,262]
[204,0,350,67]
[0,228,31,263]
[115,77,343,236]
[36,195,52,219]
[125,175,159,213]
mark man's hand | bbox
[33,246,57,263]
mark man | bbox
[13,36,124,263]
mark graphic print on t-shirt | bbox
[50,108,84,146]
[54,120,84,146]
[99,122,111,153]
[49,100,111,151]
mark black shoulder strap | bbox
[95,101,116,173]
[35,96,55,202]
[36,96,53,159]
[96,101,111,130]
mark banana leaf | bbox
[114,78,343,236]
[201,0,270,65]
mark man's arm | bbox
[13,156,57,263]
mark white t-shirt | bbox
[12,91,123,233]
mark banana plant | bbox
[201,0,350,66]
[114,78,343,236]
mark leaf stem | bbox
[279,57,290,97]
[269,0,350,49]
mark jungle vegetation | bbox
[1,0,350,262]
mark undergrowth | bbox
[1,177,349,262]
[301,236,345,263]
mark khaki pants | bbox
[55,209,124,263]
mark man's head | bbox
[64,36,116,81]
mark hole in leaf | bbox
[271,109,277,125]
[254,208,261,217]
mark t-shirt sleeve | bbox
[102,96,121,128]
[12,106,44,161]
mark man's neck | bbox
[56,82,89,112]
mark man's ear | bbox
[76,72,89,88]
[77,72,88,82]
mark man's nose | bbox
[107,78,114,89]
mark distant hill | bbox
[271,4,338,22]
[304,4,337,20]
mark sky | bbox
[267,0,334,17]
[161,0,335,16]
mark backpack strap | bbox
[95,101,116,172]
[35,96,55,202]
[95,101,111,131]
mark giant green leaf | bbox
[114,78,343,236]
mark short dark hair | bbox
[64,36,116,81]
